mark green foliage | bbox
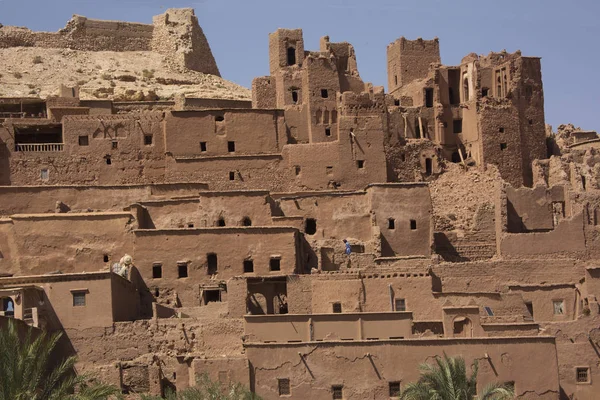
[140,373,261,400]
[0,319,120,400]
[399,353,514,400]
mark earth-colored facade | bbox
[0,9,598,400]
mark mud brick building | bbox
[0,8,599,400]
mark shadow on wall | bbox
[506,199,527,233]
[0,142,11,185]
[433,232,470,262]
[381,234,394,257]
[129,267,153,319]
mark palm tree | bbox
[0,319,119,400]
[399,353,514,400]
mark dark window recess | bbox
[425,158,432,176]
[499,127,505,133]
[144,135,153,145]
[278,378,291,396]
[484,306,494,316]
[394,75,398,86]
[305,218,317,235]
[394,99,400,106]
[529,119,533,125]
[152,264,162,279]
[243,259,254,273]
[357,160,364,169]
[500,143,508,151]
[388,218,395,230]
[103,254,109,263]
[177,263,188,278]
[287,47,296,66]
[187,223,194,228]
[72,292,86,307]
[332,303,342,313]
[204,289,221,303]
[332,385,343,399]
[576,367,589,383]
[291,90,298,104]
[242,217,252,226]
[395,298,406,311]
[482,87,489,97]
[78,135,89,146]
[321,89,328,98]
[200,142,207,152]
[154,288,159,297]
[270,258,281,271]
[112,141,118,149]
[294,166,301,175]
[453,119,463,134]
[229,171,235,181]
[425,88,434,107]
[526,302,534,318]
[207,253,218,275]
[389,382,401,397]
[228,141,235,152]
[325,127,331,137]
[218,218,226,227]
[410,220,417,230]
[215,115,224,122]
[105,156,112,165]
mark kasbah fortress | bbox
[0,7,599,400]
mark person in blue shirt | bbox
[343,239,351,255]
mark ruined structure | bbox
[0,10,599,400]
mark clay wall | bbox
[252,77,277,109]
[509,285,577,322]
[368,184,432,257]
[387,37,440,93]
[0,183,207,215]
[0,213,134,275]
[268,29,304,75]
[133,227,299,305]
[246,337,559,400]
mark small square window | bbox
[204,289,221,304]
[389,382,401,397]
[152,263,162,279]
[332,385,343,399]
[388,218,395,230]
[500,143,507,151]
[243,259,254,273]
[200,142,207,152]
[187,223,194,228]
[553,300,564,315]
[112,141,118,149]
[144,135,153,145]
[72,292,86,307]
[278,378,291,396]
[215,115,224,122]
[481,88,489,97]
[529,119,533,125]
[321,89,329,98]
[294,166,301,175]
[103,254,109,263]
[499,127,505,133]
[78,135,89,146]
[105,156,112,165]
[394,99,400,106]
[395,298,406,312]
[357,160,364,169]
[484,306,494,316]
[228,141,236,152]
[229,171,235,181]
[453,119,462,134]
[325,127,331,137]
[576,367,590,384]
[270,257,281,272]
[40,169,49,181]
[332,302,342,313]
[291,91,298,104]
[410,220,417,230]
[178,262,188,278]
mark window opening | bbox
[410,220,417,230]
[144,135,153,145]
[287,47,296,66]
[105,156,112,165]
[2,298,14,317]
[484,306,494,316]
[321,89,328,98]
[395,298,406,311]
[242,217,252,226]
[278,378,291,396]
[500,143,507,151]
[357,160,364,169]
[270,257,281,272]
[553,300,564,315]
[243,259,254,273]
[200,142,207,152]
[103,254,109,263]
[499,127,505,133]
[229,171,235,181]
[481,87,489,97]
[425,158,432,176]
[228,141,235,152]
[453,119,463,134]
[218,217,226,227]
[291,90,298,104]
[332,385,343,399]
[332,302,342,313]
[78,135,89,146]
[207,253,218,275]
[294,166,301,175]
[325,127,331,137]
[576,367,590,384]
[388,218,395,230]
[425,88,434,107]
[177,262,188,278]
[152,263,162,279]
[389,382,401,397]
[526,302,534,318]
[72,292,86,307]
[203,289,221,304]
[215,115,224,122]
[305,218,317,235]
[40,169,49,181]
[112,141,118,149]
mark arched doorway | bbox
[2,297,14,318]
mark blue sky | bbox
[1,0,598,130]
